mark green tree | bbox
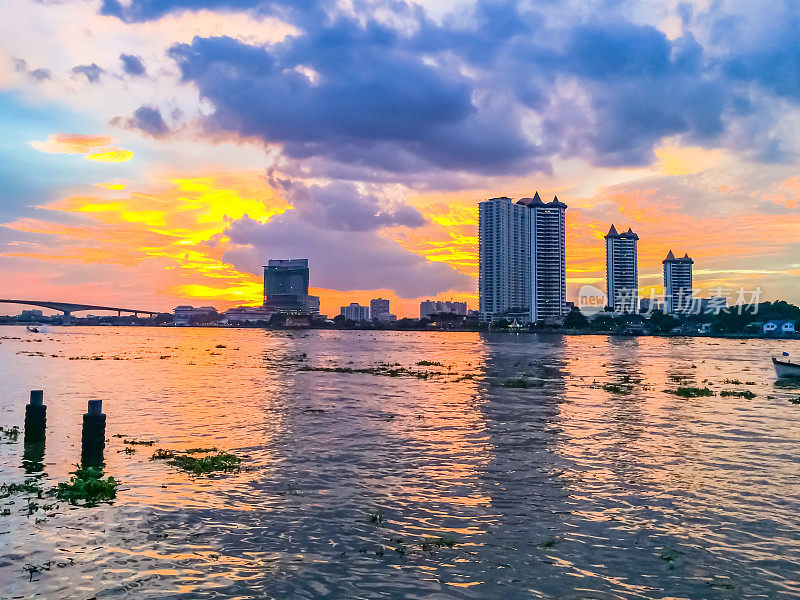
[649,309,677,333]
[563,307,589,329]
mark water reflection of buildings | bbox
[475,333,570,538]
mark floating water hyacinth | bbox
[151,448,241,475]
[666,386,715,398]
[55,466,118,505]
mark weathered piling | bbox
[23,390,47,473]
[23,390,47,443]
[81,399,106,467]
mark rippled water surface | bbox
[1,326,800,599]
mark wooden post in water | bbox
[81,399,106,467]
[23,390,47,444]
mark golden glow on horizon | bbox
[3,153,800,312]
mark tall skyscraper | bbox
[478,193,567,322]
[478,197,531,320]
[370,298,390,319]
[663,250,694,314]
[520,193,568,322]
[605,224,639,312]
[263,259,320,315]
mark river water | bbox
[0,326,799,599]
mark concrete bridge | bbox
[0,299,167,323]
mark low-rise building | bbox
[173,305,218,325]
[763,320,796,336]
[370,298,390,319]
[374,312,397,323]
[341,303,370,322]
[222,306,275,324]
[420,300,468,319]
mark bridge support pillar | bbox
[61,311,72,325]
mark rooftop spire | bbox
[605,224,619,238]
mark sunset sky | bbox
[2,0,799,317]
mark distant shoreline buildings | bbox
[420,300,467,320]
[168,201,706,324]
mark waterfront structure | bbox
[263,259,320,315]
[420,300,468,319]
[605,225,639,312]
[173,305,218,325]
[341,303,370,322]
[222,306,275,324]
[663,251,694,314]
[763,320,796,336]
[20,309,44,319]
[370,298,390,319]
[478,193,567,323]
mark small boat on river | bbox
[26,325,39,333]
[773,354,800,379]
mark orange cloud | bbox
[30,133,133,163]
[85,148,134,163]
[2,171,289,309]
[30,134,113,154]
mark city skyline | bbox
[2,1,800,318]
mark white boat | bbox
[773,356,800,379]
[26,325,39,333]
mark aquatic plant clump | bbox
[0,425,20,441]
[666,387,715,398]
[55,466,118,505]
[151,448,241,475]
[720,390,756,399]
[421,536,457,549]
[602,383,633,395]
[298,364,445,380]
[0,480,43,499]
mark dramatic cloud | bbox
[120,53,146,76]
[273,179,427,232]
[220,178,465,298]
[224,213,472,298]
[167,29,536,175]
[153,1,790,178]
